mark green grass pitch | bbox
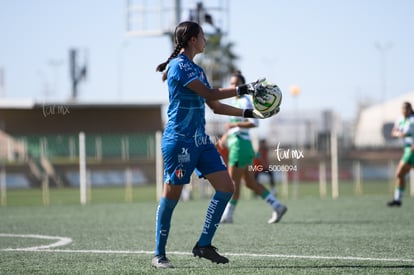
[0,183,413,274]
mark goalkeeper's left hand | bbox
[243,107,280,119]
[242,109,265,119]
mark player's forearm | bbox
[187,79,237,100]
[210,103,243,116]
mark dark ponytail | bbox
[156,42,183,73]
[155,21,202,77]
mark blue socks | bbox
[198,191,233,246]
[154,197,178,256]
[154,191,232,255]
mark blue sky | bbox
[1,0,413,120]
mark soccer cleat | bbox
[192,242,229,264]
[268,204,288,224]
[387,200,402,207]
[151,255,174,268]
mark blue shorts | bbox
[162,135,227,185]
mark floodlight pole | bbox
[375,42,392,104]
[69,48,88,100]
[375,42,392,129]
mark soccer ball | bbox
[253,82,282,117]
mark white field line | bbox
[1,234,413,263]
[0,233,72,251]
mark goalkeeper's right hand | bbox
[242,109,265,119]
[236,78,266,96]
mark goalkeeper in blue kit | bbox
[152,21,269,269]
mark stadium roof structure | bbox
[0,98,163,109]
[0,99,163,134]
[354,91,414,148]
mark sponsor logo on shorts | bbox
[175,168,186,179]
[178,147,190,163]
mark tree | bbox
[195,31,239,88]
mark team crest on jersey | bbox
[175,168,186,179]
[178,147,190,163]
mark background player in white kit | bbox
[220,71,287,224]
